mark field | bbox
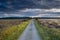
[38,19,60,28]
[0,19,30,40]
[0,19,60,40]
[34,19,60,40]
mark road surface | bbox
[18,20,41,40]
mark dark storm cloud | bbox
[0,0,60,11]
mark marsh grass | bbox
[34,20,60,40]
[0,20,30,40]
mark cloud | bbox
[4,13,9,17]
[8,14,25,17]
[0,0,60,12]
[0,9,60,18]
[44,9,60,12]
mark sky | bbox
[0,0,60,17]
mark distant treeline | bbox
[0,17,32,19]
[0,17,60,19]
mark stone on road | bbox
[18,20,41,40]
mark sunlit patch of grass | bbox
[0,20,30,40]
